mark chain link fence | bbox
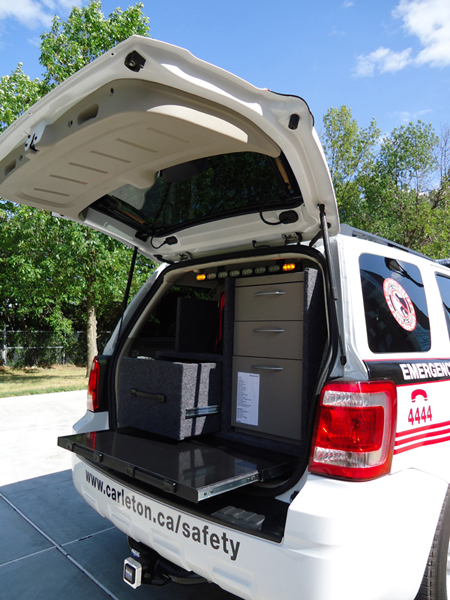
[1,330,112,368]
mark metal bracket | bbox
[124,51,146,73]
[185,405,220,418]
[283,232,302,245]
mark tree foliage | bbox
[0,66,42,132]
[322,105,380,223]
[0,1,153,369]
[321,107,450,258]
[39,0,149,89]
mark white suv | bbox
[1,36,450,600]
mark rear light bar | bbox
[309,381,397,480]
[87,357,101,412]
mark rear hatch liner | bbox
[0,36,339,262]
[58,430,297,503]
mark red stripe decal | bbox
[396,420,450,438]
[394,434,450,454]
[395,427,450,447]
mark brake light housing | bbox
[87,357,101,412]
[309,381,397,480]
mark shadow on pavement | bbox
[0,470,236,600]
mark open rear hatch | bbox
[0,36,338,261]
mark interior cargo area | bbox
[59,251,329,538]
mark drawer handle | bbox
[254,291,285,296]
[251,365,284,371]
[252,328,285,333]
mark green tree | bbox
[321,107,450,258]
[359,121,443,254]
[321,105,380,223]
[39,1,149,90]
[0,1,153,371]
[0,66,42,132]
[0,204,153,369]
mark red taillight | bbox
[87,357,101,412]
[309,381,397,480]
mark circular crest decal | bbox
[383,278,417,332]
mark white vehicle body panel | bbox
[336,234,450,484]
[74,455,447,600]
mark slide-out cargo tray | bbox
[58,430,296,503]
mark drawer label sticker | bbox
[236,372,260,426]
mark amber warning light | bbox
[283,263,296,272]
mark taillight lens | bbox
[309,381,397,480]
[87,357,101,412]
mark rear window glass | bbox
[92,151,301,238]
[360,253,431,353]
[435,274,450,339]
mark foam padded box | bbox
[117,357,222,440]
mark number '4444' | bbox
[408,406,432,426]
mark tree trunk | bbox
[86,295,98,377]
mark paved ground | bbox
[0,391,236,600]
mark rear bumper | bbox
[72,456,447,600]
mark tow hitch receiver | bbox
[124,538,207,587]
[123,553,171,588]
[123,557,143,589]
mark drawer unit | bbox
[235,271,304,287]
[233,320,303,359]
[232,271,304,442]
[235,281,304,322]
[231,356,302,441]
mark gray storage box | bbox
[117,357,221,440]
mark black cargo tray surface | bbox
[58,431,296,503]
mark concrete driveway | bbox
[0,391,236,600]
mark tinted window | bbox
[436,274,450,339]
[93,152,301,237]
[360,254,430,353]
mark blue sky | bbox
[0,0,449,137]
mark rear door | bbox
[0,36,339,263]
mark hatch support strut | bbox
[311,205,346,366]
[116,246,138,344]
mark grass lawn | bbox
[0,365,88,397]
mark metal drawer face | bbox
[232,356,302,441]
[235,282,304,321]
[235,272,304,287]
[234,321,303,359]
